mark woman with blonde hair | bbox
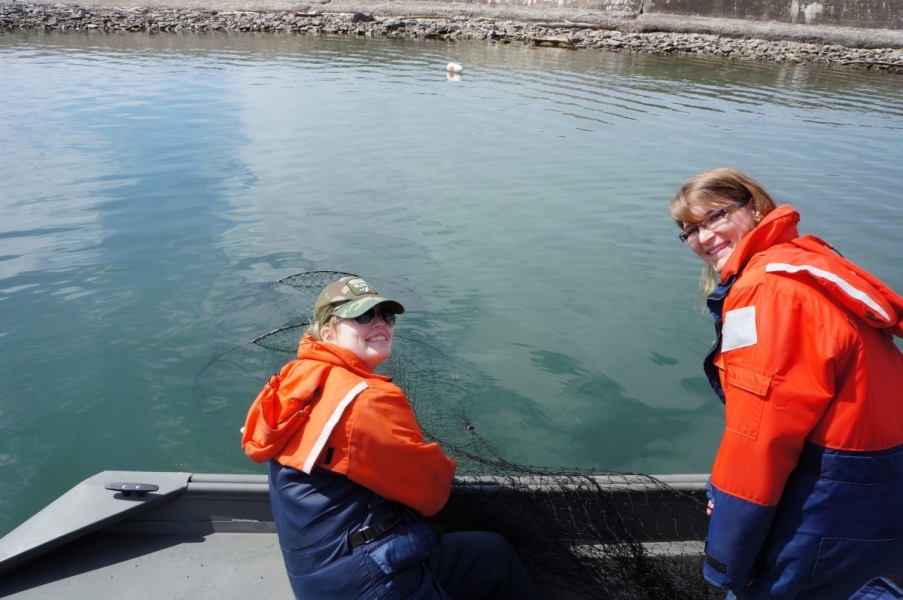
[671,168,903,599]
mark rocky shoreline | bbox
[3,2,903,71]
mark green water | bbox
[2,29,903,537]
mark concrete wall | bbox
[441,0,901,29]
[641,0,903,29]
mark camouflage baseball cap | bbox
[313,276,405,321]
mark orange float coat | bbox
[242,336,456,517]
[702,205,903,597]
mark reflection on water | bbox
[1,30,903,536]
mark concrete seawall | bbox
[7,0,903,44]
[360,0,903,30]
[4,0,903,69]
[643,0,902,30]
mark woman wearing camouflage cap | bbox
[242,275,540,600]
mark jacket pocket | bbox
[724,361,773,440]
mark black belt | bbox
[348,518,402,549]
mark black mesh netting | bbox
[194,270,718,600]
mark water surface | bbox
[2,30,903,537]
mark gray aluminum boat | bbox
[0,470,710,599]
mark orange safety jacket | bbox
[702,205,903,596]
[242,336,456,517]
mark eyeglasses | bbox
[678,199,750,243]
[345,306,396,327]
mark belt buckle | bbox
[358,525,378,544]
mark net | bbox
[194,270,717,599]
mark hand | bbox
[706,500,714,516]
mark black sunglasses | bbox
[347,306,396,327]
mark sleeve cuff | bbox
[703,485,777,588]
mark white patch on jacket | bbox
[722,306,758,352]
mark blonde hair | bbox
[304,300,337,341]
[669,168,779,297]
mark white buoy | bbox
[447,62,463,73]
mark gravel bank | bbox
[3,1,903,71]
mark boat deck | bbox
[0,471,710,599]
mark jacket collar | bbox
[296,336,392,381]
[719,204,800,282]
